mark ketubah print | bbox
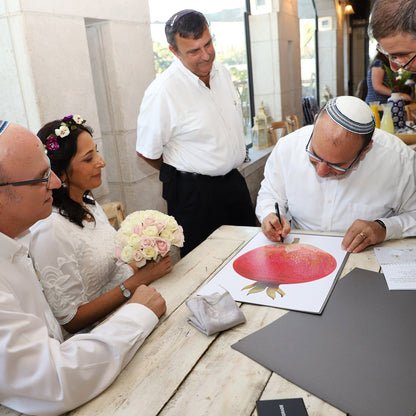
[233,238,337,299]
[198,232,348,314]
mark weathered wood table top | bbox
[2,226,415,416]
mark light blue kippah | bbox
[325,96,375,135]
[0,120,9,136]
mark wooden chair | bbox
[101,201,126,229]
[268,120,290,144]
[405,103,416,124]
[286,114,300,132]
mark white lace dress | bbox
[30,203,133,325]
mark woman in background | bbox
[365,52,412,104]
[31,115,172,335]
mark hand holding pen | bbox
[260,203,291,242]
[275,202,284,243]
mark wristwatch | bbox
[120,283,132,300]
[374,219,386,230]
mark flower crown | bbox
[45,114,86,152]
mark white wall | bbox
[0,0,157,208]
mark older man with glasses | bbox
[369,0,416,73]
[256,96,416,253]
[0,121,167,415]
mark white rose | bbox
[160,229,174,242]
[120,245,136,263]
[142,246,158,261]
[128,234,141,249]
[114,233,130,247]
[164,217,179,232]
[143,225,159,237]
[119,221,132,235]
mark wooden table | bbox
[2,226,416,416]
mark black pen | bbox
[274,202,284,243]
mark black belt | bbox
[176,168,236,180]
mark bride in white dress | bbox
[31,115,172,335]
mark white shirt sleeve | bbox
[256,140,290,224]
[136,82,171,160]
[378,155,416,240]
[0,298,157,416]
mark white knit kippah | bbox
[325,96,375,134]
[0,120,9,136]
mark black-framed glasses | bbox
[0,160,51,187]
[305,133,364,173]
[376,44,416,70]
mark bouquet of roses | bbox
[115,210,184,268]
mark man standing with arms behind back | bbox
[136,9,257,257]
[369,0,416,74]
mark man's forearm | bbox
[137,153,163,170]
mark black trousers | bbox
[160,163,257,257]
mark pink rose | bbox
[133,223,143,235]
[134,249,145,262]
[143,216,156,227]
[172,226,185,247]
[134,250,147,268]
[155,238,171,257]
[141,236,155,249]
[155,220,167,233]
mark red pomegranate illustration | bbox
[233,238,337,299]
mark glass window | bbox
[298,0,318,99]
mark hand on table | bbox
[341,219,386,253]
[128,285,166,318]
[261,212,291,242]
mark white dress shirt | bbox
[136,59,246,176]
[256,125,416,240]
[30,203,132,325]
[0,230,158,416]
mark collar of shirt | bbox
[0,230,31,263]
[174,58,219,87]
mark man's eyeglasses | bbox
[0,160,52,187]
[376,44,416,70]
[305,134,364,173]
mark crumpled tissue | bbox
[186,290,246,336]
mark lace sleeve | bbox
[30,215,87,325]
[100,262,133,295]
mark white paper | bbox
[374,246,416,290]
[198,232,348,314]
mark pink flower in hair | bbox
[46,135,59,151]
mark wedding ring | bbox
[359,232,367,240]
